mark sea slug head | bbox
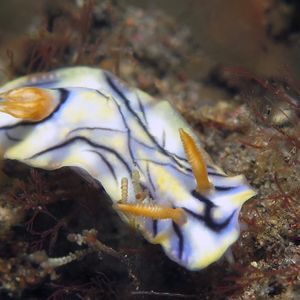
[116,128,256,270]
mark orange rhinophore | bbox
[114,202,187,225]
[0,87,58,121]
[179,128,212,192]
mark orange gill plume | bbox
[0,87,58,121]
[179,128,212,192]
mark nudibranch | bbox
[0,67,256,270]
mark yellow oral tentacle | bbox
[179,128,212,192]
[0,87,59,121]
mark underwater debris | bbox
[67,229,121,260]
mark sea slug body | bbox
[0,67,256,270]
